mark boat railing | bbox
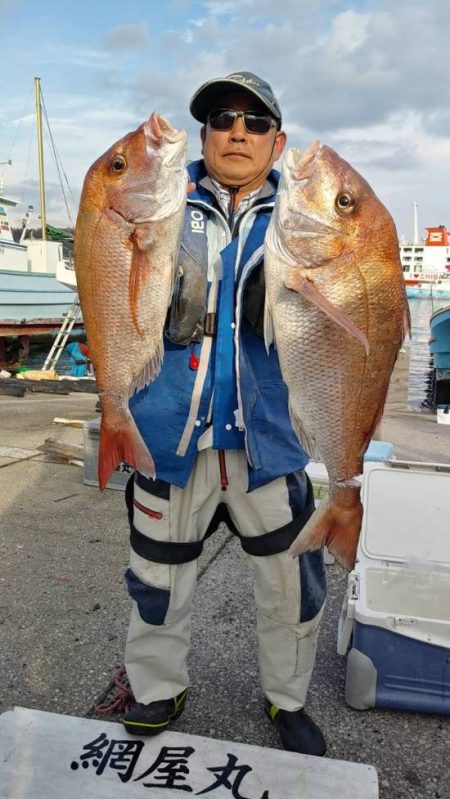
[62,252,75,271]
[56,251,77,289]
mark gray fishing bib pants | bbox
[124,448,326,711]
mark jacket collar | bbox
[187,159,279,207]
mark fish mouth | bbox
[286,141,322,182]
[280,142,342,237]
[143,112,187,165]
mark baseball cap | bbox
[189,71,282,126]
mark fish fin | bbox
[289,487,362,570]
[359,402,386,459]
[285,268,370,356]
[263,300,275,354]
[403,301,411,339]
[98,414,155,491]
[289,405,322,461]
[128,227,155,337]
[358,313,408,460]
[129,338,164,396]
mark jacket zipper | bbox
[228,186,239,234]
[234,200,275,278]
[175,201,230,458]
[218,449,229,491]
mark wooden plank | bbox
[0,382,25,397]
[37,438,84,462]
[53,418,85,428]
[59,379,98,394]
[0,377,69,395]
[23,382,69,395]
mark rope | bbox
[0,86,33,183]
[95,666,135,715]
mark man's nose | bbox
[229,113,247,140]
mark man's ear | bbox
[200,125,206,154]
[274,130,287,162]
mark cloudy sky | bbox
[1,0,449,240]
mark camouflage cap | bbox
[189,71,282,126]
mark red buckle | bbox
[189,353,200,370]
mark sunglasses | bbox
[207,108,277,135]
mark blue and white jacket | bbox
[129,159,309,490]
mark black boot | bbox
[122,689,188,736]
[265,700,326,756]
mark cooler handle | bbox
[336,571,358,656]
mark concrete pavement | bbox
[0,390,449,799]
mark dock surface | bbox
[1,391,449,799]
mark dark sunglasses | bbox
[207,108,277,134]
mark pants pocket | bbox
[125,568,170,626]
[252,552,301,625]
[294,608,324,676]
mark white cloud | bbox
[3,0,450,237]
[329,9,372,54]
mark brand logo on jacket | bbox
[190,208,205,233]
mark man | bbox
[65,341,90,378]
[122,72,327,757]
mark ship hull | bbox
[0,269,76,325]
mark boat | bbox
[400,225,450,299]
[429,304,450,418]
[0,79,79,369]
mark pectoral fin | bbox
[129,226,155,337]
[285,268,370,356]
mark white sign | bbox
[0,707,379,798]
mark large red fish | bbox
[75,113,188,490]
[264,142,409,569]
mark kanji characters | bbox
[70,733,144,783]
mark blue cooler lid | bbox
[359,461,450,565]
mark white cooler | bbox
[337,460,450,715]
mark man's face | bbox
[201,91,286,191]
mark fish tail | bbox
[98,415,155,491]
[288,485,362,570]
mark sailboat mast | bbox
[34,76,47,240]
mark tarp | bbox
[46,224,74,242]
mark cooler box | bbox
[83,418,134,491]
[337,460,450,715]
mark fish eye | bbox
[336,192,355,212]
[111,155,127,173]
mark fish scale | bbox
[264,141,409,569]
[75,113,188,490]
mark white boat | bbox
[0,79,78,368]
[0,197,76,320]
[400,225,450,299]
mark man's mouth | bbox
[223,151,251,158]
